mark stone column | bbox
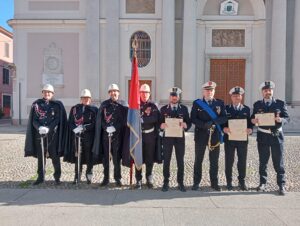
[181,0,197,102]
[86,0,100,98]
[160,0,175,102]
[292,0,300,104]
[270,0,287,100]
[105,0,120,94]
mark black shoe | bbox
[178,184,186,192]
[162,183,169,192]
[191,184,200,191]
[239,183,248,191]
[279,186,286,196]
[211,184,221,191]
[100,179,109,187]
[135,181,142,189]
[86,174,92,185]
[115,179,122,187]
[227,184,233,191]
[146,181,154,189]
[55,178,61,185]
[256,184,266,192]
[33,178,44,185]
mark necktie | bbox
[208,100,212,106]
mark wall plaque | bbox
[212,29,245,47]
[42,42,64,86]
[126,0,155,14]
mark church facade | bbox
[8,0,300,130]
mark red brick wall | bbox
[0,59,13,117]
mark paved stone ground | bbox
[0,124,300,192]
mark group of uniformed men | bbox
[24,80,289,196]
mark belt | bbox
[257,127,282,134]
[142,127,155,134]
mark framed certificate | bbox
[228,119,247,141]
[165,118,183,138]
[255,113,275,126]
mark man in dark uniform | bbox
[223,86,252,191]
[93,84,128,187]
[191,81,227,191]
[135,84,160,189]
[251,81,289,195]
[160,87,191,192]
[25,84,67,185]
[64,89,98,184]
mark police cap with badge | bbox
[229,86,245,95]
[202,81,217,90]
[169,87,182,96]
[259,81,275,90]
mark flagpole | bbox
[129,36,138,186]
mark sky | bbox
[0,0,14,32]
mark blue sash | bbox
[195,99,224,144]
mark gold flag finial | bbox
[132,35,138,57]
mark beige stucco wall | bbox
[0,32,13,63]
[27,33,79,99]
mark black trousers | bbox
[257,142,285,186]
[225,142,247,185]
[193,142,220,186]
[102,132,121,181]
[135,131,156,181]
[135,163,154,182]
[162,137,185,185]
[74,137,93,178]
[36,135,61,180]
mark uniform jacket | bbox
[64,104,98,164]
[160,103,192,136]
[140,100,162,163]
[251,98,289,144]
[224,104,252,144]
[191,98,227,145]
[24,98,67,158]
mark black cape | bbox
[92,99,130,166]
[63,104,100,164]
[122,103,163,166]
[24,99,67,158]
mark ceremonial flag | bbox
[127,53,143,170]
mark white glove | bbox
[39,126,49,135]
[73,125,83,134]
[106,126,116,134]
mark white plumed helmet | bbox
[42,84,54,93]
[107,83,120,92]
[140,84,151,93]
[80,89,92,98]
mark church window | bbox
[130,31,151,68]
